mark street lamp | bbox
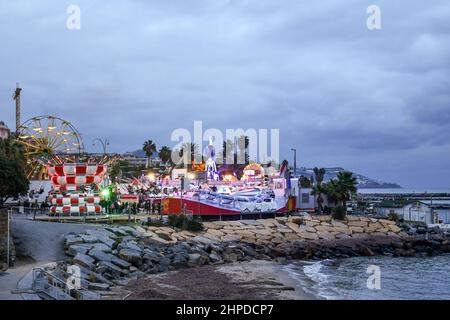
[92,138,110,154]
[290,148,297,177]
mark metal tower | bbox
[13,82,22,132]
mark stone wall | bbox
[138,215,403,246]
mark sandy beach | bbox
[115,260,317,300]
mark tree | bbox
[323,171,358,213]
[236,135,249,165]
[0,138,29,207]
[108,159,132,182]
[142,140,157,168]
[312,167,326,213]
[222,139,234,165]
[158,146,172,165]
[178,142,200,168]
[299,175,312,188]
[313,167,326,185]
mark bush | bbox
[146,217,165,227]
[331,205,347,221]
[167,214,204,232]
[290,217,304,225]
[388,212,400,222]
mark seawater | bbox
[283,254,450,300]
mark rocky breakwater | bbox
[59,216,450,299]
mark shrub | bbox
[331,205,347,221]
[387,212,401,222]
[167,214,204,232]
[146,217,165,227]
[290,217,304,225]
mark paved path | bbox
[0,219,103,299]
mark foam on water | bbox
[284,254,450,300]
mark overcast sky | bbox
[0,0,449,188]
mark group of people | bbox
[17,199,50,215]
[99,199,162,215]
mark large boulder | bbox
[73,253,95,270]
[187,253,209,266]
[119,249,143,266]
[66,244,92,257]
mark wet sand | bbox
[117,260,317,300]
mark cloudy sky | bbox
[0,0,449,188]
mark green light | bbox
[101,189,110,198]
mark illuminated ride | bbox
[16,115,84,179]
[46,154,116,216]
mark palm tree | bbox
[313,167,326,185]
[179,142,200,168]
[158,146,172,165]
[222,139,234,165]
[236,135,250,165]
[312,167,326,213]
[323,171,358,210]
[336,171,358,207]
[142,140,157,168]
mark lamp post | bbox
[92,138,110,154]
[290,148,297,177]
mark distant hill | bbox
[294,167,401,189]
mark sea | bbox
[283,254,450,300]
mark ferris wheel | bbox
[16,115,84,179]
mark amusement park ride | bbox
[10,84,299,217]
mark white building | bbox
[375,200,449,225]
[0,121,10,139]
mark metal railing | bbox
[32,268,83,300]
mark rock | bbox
[192,235,219,245]
[203,222,223,229]
[335,233,352,239]
[97,261,129,278]
[118,241,142,252]
[80,234,99,243]
[74,265,113,285]
[88,282,110,291]
[111,257,132,269]
[87,249,116,263]
[118,249,143,266]
[331,220,347,228]
[143,250,164,263]
[348,221,368,228]
[297,231,319,240]
[73,253,95,270]
[359,247,375,256]
[317,231,335,240]
[202,233,222,242]
[349,226,364,233]
[395,248,416,257]
[187,253,209,266]
[171,253,189,267]
[65,234,83,247]
[233,230,255,238]
[205,229,225,237]
[252,229,273,236]
[305,220,320,227]
[155,231,172,241]
[379,219,396,225]
[90,242,112,252]
[66,244,91,257]
[221,234,242,242]
[388,224,401,233]
[208,252,223,264]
